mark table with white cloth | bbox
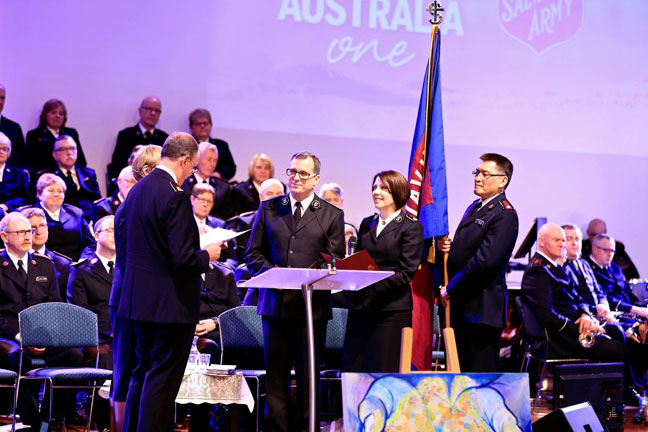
[175,371,255,412]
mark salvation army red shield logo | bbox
[496,0,584,55]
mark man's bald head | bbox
[138,96,162,129]
[537,223,566,261]
[586,218,607,240]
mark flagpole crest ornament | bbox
[428,1,444,25]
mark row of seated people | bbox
[521,223,648,397]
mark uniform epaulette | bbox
[32,252,52,260]
[531,256,543,267]
[499,199,514,211]
[71,258,88,266]
[93,197,105,205]
[209,260,235,273]
[170,181,183,192]
[51,250,73,261]
[405,214,417,222]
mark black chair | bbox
[0,368,18,431]
[515,296,587,407]
[18,302,112,431]
[320,308,348,421]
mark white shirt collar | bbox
[377,209,402,236]
[95,253,115,274]
[290,193,315,215]
[6,249,29,274]
[194,172,207,183]
[589,255,607,269]
[480,192,502,208]
[537,251,559,267]
[41,203,61,221]
[156,165,178,184]
[31,246,46,255]
[0,163,5,181]
[47,127,59,137]
[138,122,154,135]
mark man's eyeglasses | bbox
[472,170,506,180]
[286,168,317,180]
[53,146,77,153]
[0,146,10,153]
[96,228,115,234]
[595,245,616,254]
[5,229,32,238]
[196,198,214,206]
[141,106,162,114]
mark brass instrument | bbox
[578,329,597,348]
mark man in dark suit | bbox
[586,233,648,319]
[92,166,136,224]
[0,212,84,428]
[0,132,32,211]
[189,108,236,180]
[246,151,345,432]
[439,153,519,372]
[109,96,169,180]
[118,132,222,432]
[22,207,73,301]
[0,84,26,168]
[39,135,101,221]
[582,218,639,280]
[67,215,115,368]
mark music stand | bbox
[239,267,394,432]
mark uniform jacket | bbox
[181,173,233,219]
[245,193,345,320]
[41,247,72,302]
[445,193,518,328]
[346,212,423,312]
[199,262,241,320]
[231,178,260,216]
[0,164,31,210]
[586,258,638,313]
[563,257,607,313]
[118,168,210,323]
[193,137,236,181]
[582,238,639,280]
[91,192,122,224]
[109,124,168,179]
[109,204,126,309]
[28,201,95,261]
[0,250,60,340]
[0,115,25,167]
[38,165,101,220]
[25,126,87,176]
[67,253,113,343]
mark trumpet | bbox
[578,329,598,348]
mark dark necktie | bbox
[293,202,302,227]
[108,261,114,276]
[469,202,482,217]
[144,131,152,142]
[65,170,79,191]
[17,260,27,284]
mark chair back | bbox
[19,302,99,349]
[515,296,546,339]
[324,308,348,351]
[432,304,440,336]
[218,306,265,367]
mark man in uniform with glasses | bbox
[246,151,345,432]
[438,153,519,372]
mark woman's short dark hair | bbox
[372,170,410,209]
[38,99,67,128]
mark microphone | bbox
[347,236,357,257]
[311,203,337,273]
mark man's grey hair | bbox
[21,207,47,220]
[0,212,29,234]
[593,233,615,247]
[198,141,218,159]
[161,132,198,160]
[291,151,321,175]
[319,183,343,201]
[0,132,11,151]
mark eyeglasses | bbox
[472,170,506,180]
[53,146,77,153]
[30,224,48,232]
[96,228,115,234]
[141,106,162,114]
[286,168,317,180]
[193,121,210,127]
[196,198,214,206]
[595,245,616,254]
[0,146,10,153]
[5,229,32,238]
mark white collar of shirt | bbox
[6,250,29,274]
[589,255,607,269]
[156,165,178,184]
[41,203,61,221]
[117,192,125,202]
[290,193,314,216]
[47,127,59,137]
[194,172,207,183]
[95,253,114,274]
[252,180,262,193]
[138,123,154,135]
[59,165,78,181]
[195,215,207,226]
[0,163,5,182]
[377,209,402,236]
[480,193,502,208]
[537,251,559,268]
[31,247,46,255]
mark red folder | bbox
[320,250,379,271]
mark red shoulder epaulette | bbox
[499,199,514,211]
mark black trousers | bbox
[342,309,411,373]
[110,306,136,402]
[454,322,502,372]
[262,316,326,432]
[123,320,194,432]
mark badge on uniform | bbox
[36,276,48,282]
[281,197,289,206]
[475,218,485,226]
[31,260,37,265]
[1,261,7,267]
[113,200,120,206]
[90,258,98,264]
[312,200,320,209]
[394,215,403,223]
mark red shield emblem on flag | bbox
[496,0,584,55]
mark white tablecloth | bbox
[175,371,255,412]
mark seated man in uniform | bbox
[586,234,648,319]
[91,166,135,224]
[0,132,31,212]
[582,218,639,280]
